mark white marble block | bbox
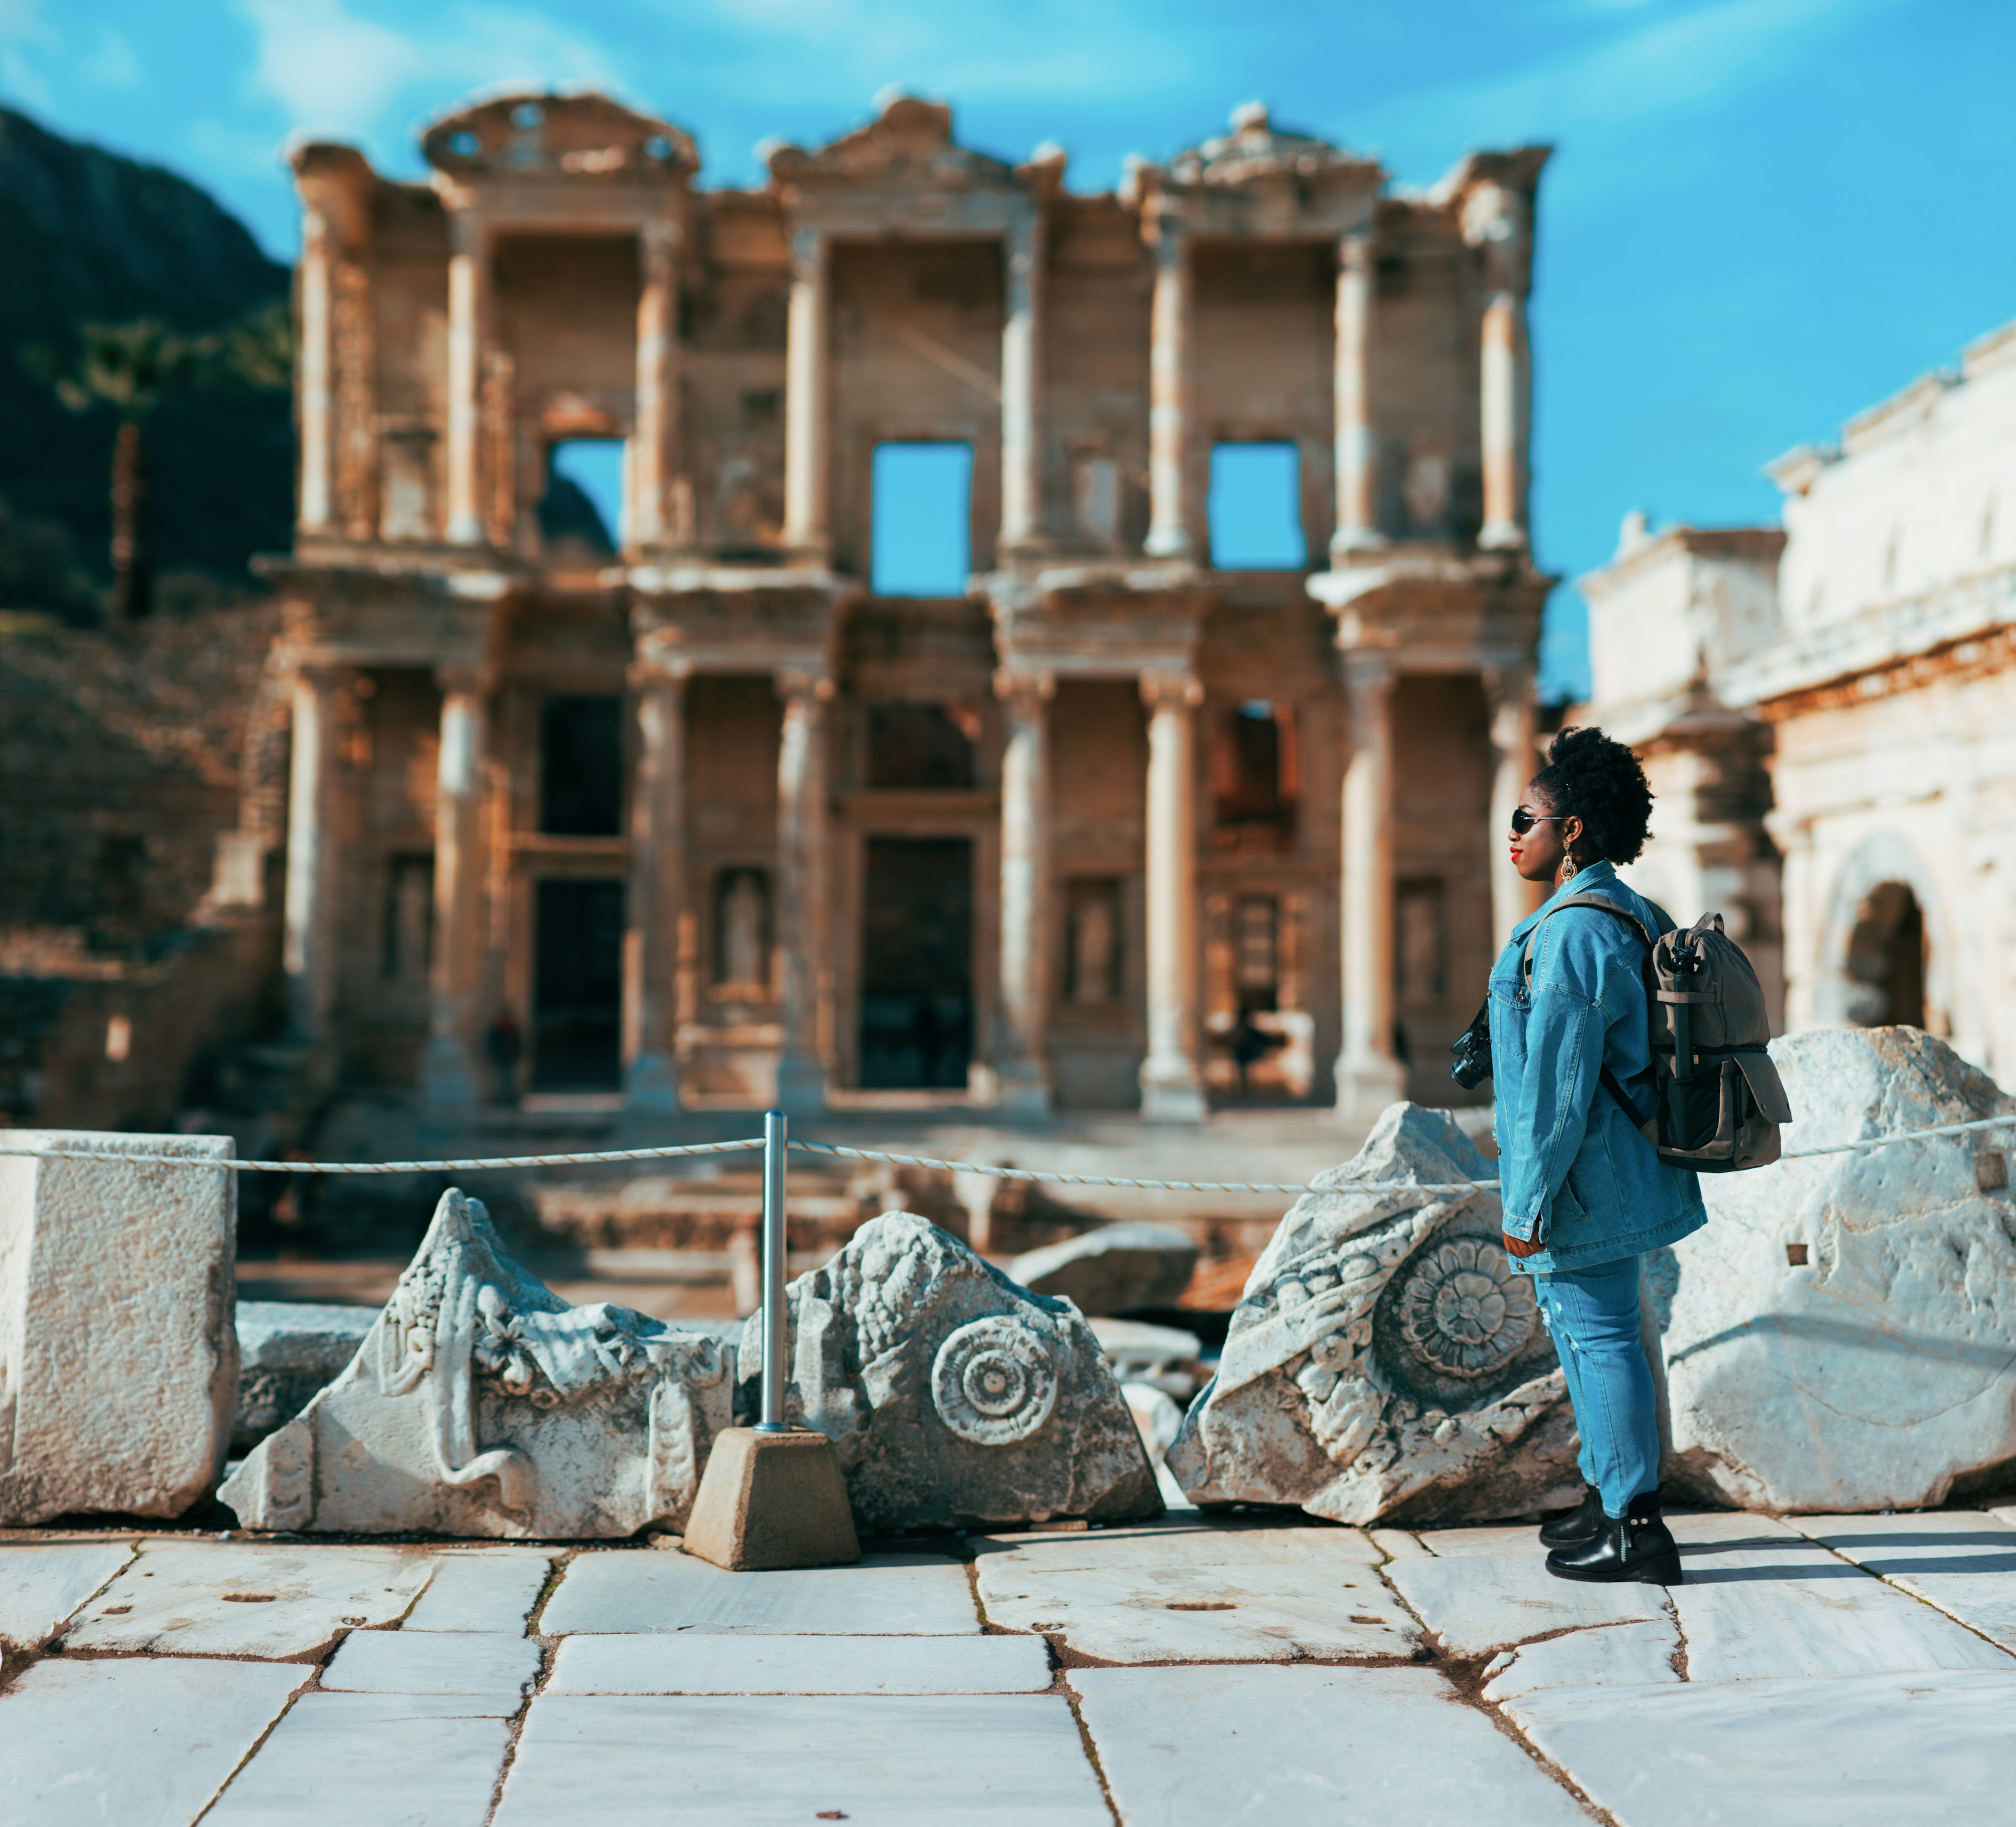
[0,1130,236,1525]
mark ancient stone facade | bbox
[1585,314,2016,1084]
[271,90,1550,1125]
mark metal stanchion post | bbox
[758,1108,789,1432]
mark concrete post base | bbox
[681,1427,861,1572]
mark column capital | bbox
[1462,180,1532,296]
[1140,669,1203,711]
[433,663,492,699]
[639,216,682,258]
[1338,650,1395,700]
[789,222,828,277]
[1338,225,1377,270]
[993,668,1056,706]
[626,655,694,692]
[775,665,836,704]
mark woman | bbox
[1493,726,1705,1587]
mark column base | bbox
[1332,1051,1407,1126]
[1142,527,1194,560]
[1328,528,1388,563]
[1477,519,1528,552]
[1139,1054,1208,1125]
[774,1049,826,1119]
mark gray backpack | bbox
[1522,897,1792,1173]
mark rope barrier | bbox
[0,1108,2006,1191]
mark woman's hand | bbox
[1502,1230,1546,1259]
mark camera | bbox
[1449,1003,1493,1089]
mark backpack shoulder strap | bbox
[1519,893,1661,984]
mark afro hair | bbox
[1531,726,1653,865]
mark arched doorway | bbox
[1841,880,1926,1028]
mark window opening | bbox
[871,443,972,596]
[866,702,980,789]
[540,439,625,556]
[1843,881,1926,1028]
[1212,700,1298,842]
[1208,442,1304,570]
[540,695,624,837]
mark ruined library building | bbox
[272,88,1552,1125]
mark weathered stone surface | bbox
[0,1131,237,1524]
[321,1628,542,1702]
[1072,1665,1591,1827]
[1480,1619,1682,1702]
[680,1426,861,1571]
[234,1300,376,1452]
[1665,1028,2016,1513]
[400,1548,554,1632]
[1088,1316,1208,1401]
[0,1541,132,1655]
[1124,1381,1183,1461]
[548,1632,1053,1695]
[1787,1510,2016,1654]
[741,1212,1160,1532]
[971,1516,1383,1571]
[220,1189,735,1538]
[65,1541,434,1658]
[1384,1548,1670,1657]
[1169,1105,1577,1526]
[1010,1222,1200,1315]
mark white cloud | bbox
[81,26,142,90]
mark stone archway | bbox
[1840,880,1925,1027]
[1816,833,1948,1035]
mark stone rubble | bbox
[1088,1315,1209,1401]
[1168,1104,1578,1526]
[233,1300,376,1452]
[1009,1222,1200,1316]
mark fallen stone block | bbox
[1089,1316,1208,1401]
[1167,1105,1578,1526]
[0,1130,237,1525]
[1010,1222,1199,1316]
[220,1189,735,1538]
[742,1212,1162,1532]
[234,1300,377,1452]
[1665,1027,2016,1513]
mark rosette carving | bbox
[931,1316,1059,1447]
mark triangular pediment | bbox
[766,95,1019,193]
[422,91,698,182]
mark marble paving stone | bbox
[1507,1670,2016,1827]
[978,1559,1418,1662]
[64,1541,435,1658]
[1371,1527,1430,1560]
[321,1628,542,1701]
[0,1540,132,1653]
[1672,1539,2014,1682]
[401,1549,554,1633]
[493,1694,1110,1825]
[1784,1510,2016,1653]
[1072,1664,1588,1826]
[971,1520,1382,1573]
[548,1631,1053,1694]
[1482,1619,1683,1703]
[1385,1551,1670,1656]
[1412,1522,1555,1558]
[1664,1510,1803,1546]
[205,1693,511,1827]
[0,1656,304,1827]
[540,1550,978,1636]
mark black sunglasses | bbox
[1509,807,1564,836]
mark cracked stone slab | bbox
[976,1558,1418,1663]
[1782,1510,2016,1654]
[970,1518,1382,1573]
[1671,1538,2013,1682]
[548,1632,1053,1695]
[63,1541,435,1658]
[1384,1550,1671,1657]
[1073,1664,1588,1826]
[0,1656,306,1827]
[400,1548,555,1633]
[540,1550,978,1636]
[1482,1619,1684,1702]
[205,1693,512,1827]
[321,1628,542,1703]
[0,1540,133,1654]
[1507,1669,2016,1826]
[494,1694,1110,1825]
[1412,1522,1556,1558]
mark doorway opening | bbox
[531,877,626,1091]
[1843,880,1926,1028]
[870,443,972,596]
[858,836,973,1089]
[539,694,624,836]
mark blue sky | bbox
[6,0,2013,696]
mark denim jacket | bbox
[1489,860,1706,1274]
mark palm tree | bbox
[25,303,291,621]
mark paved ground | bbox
[8,1498,2016,1825]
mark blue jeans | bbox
[1535,1256,1660,1519]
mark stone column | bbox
[282,667,346,1036]
[999,211,1046,558]
[1139,672,1207,1122]
[297,210,335,535]
[1143,225,1194,561]
[782,226,831,563]
[1336,656,1406,1122]
[627,667,687,1114]
[1330,228,1382,561]
[774,669,833,1114]
[631,219,681,551]
[445,214,491,546]
[421,670,488,1111]
[1483,663,1544,950]
[995,671,1055,1115]
[1466,183,1531,552]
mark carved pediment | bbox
[1150,102,1379,193]
[766,94,1019,193]
[422,90,698,182]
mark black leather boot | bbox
[1537,1484,1604,1549]
[1545,1492,1683,1586]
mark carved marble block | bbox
[1169,1105,1580,1526]
[221,1189,734,1538]
[740,1212,1163,1531]
[0,1131,237,1525]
